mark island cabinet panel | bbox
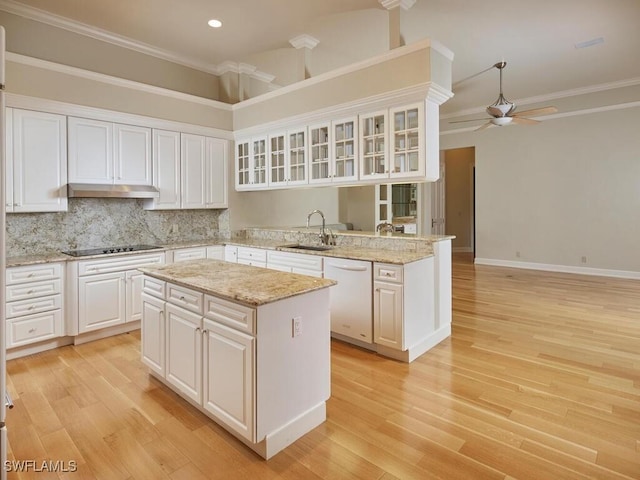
[165,303,202,404]
[202,319,255,442]
[141,293,165,377]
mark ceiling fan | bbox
[451,61,558,131]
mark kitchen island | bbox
[139,259,335,459]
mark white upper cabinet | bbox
[68,117,152,185]
[150,129,181,209]
[113,123,152,185]
[236,137,268,190]
[309,118,357,185]
[389,103,425,179]
[308,122,330,184]
[267,128,308,188]
[6,108,68,213]
[180,133,228,209]
[359,110,388,180]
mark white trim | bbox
[233,39,453,111]
[7,52,233,111]
[6,93,234,139]
[217,60,240,75]
[441,100,640,136]
[0,0,222,75]
[442,76,640,120]
[379,0,417,10]
[234,82,442,139]
[289,34,320,50]
[474,258,640,280]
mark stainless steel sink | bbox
[280,244,333,252]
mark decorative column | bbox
[289,34,320,80]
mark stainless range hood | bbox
[67,183,160,199]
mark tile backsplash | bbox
[6,198,229,256]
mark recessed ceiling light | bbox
[208,19,222,28]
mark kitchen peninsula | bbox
[138,259,335,459]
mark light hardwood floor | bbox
[6,254,640,479]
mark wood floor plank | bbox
[6,254,639,479]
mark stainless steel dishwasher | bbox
[324,257,372,343]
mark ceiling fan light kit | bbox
[450,60,557,131]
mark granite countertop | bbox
[226,238,433,264]
[140,259,336,307]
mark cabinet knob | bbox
[180,296,186,301]
[28,328,37,333]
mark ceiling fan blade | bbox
[475,122,493,131]
[512,106,558,117]
[449,118,491,124]
[511,116,540,125]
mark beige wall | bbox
[338,186,376,231]
[444,147,474,251]
[0,11,220,100]
[441,105,640,272]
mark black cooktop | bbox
[62,244,162,257]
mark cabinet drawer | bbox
[204,295,256,335]
[6,279,62,302]
[237,259,267,269]
[7,263,62,285]
[167,284,203,314]
[374,263,403,283]
[236,247,267,263]
[7,309,62,348]
[267,251,323,272]
[78,252,165,275]
[172,247,207,262]
[6,294,62,319]
[143,276,165,299]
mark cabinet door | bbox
[331,117,358,183]
[205,137,228,208]
[374,281,404,350]
[141,293,165,377]
[235,139,251,190]
[250,137,268,188]
[78,272,126,333]
[308,122,331,184]
[224,246,238,262]
[268,132,287,186]
[360,110,388,180]
[114,123,152,185]
[389,103,424,179]
[126,269,144,322]
[181,133,207,209]
[148,129,181,210]
[202,319,255,442]
[287,128,307,186]
[11,109,67,212]
[68,117,113,183]
[166,303,202,403]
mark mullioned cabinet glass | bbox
[360,110,388,180]
[389,103,424,178]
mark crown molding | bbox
[6,52,233,111]
[0,0,221,75]
[289,34,320,50]
[441,76,640,120]
[379,0,416,11]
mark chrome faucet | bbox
[376,222,395,233]
[306,209,330,245]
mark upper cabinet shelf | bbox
[233,39,453,191]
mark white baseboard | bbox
[474,258,640,280]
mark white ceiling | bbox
[3,0,640,116]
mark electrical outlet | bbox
[292,317,302,337]
[516,251,521,258]
[581,256,587,264]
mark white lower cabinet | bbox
[169,245,225,263]
[141,291,165,377]
[5,263,65,348]
[236,246,267,268]
[265,250,323,277]
[373,278,403,349]
[78,271,126,332]
[68,252,165,335]
[202,319,255,442]
[165,302,203,404]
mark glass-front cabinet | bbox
[389,103,424,179]
[235,137,268,190]
[287,128,307,186]
[309,122,330,184]
[360,110,388,180]
[331,117,358,183]
[268,132,287,186]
